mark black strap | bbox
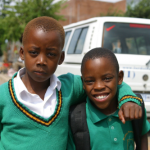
[69,102,90,150]
[69,94,145,150]
[132,94,145,150]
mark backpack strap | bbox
[132,93,145,150]
[69,102,90,150]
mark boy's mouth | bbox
[94,94,109,101]
[95,95,108,99]
[34,71,46,75]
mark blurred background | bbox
[0,0,150,148]
[0,0,148,82]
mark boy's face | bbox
[82,58,123,114]
[20,29,64,83]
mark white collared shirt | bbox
[14,68,61,118]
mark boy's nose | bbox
[94,81,105,91]
[37,54,47,65]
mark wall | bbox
[59,0,126,26]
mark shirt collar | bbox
[15,68,28,94]
[15,67,61,95]
[86,97,119,124]
[50,73,61,91]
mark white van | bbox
[55,17,150,116]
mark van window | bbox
[63,31,72,51]
[67,27,88,54]
[102,22,150,55]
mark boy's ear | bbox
[118,70,124,85]
[81,76,85,89]
[19,47,24,60]
[58,51,65,65]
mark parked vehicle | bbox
[55,17,150,116]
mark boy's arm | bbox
[117,82,141,107]
[58,74,86,106]
[117,82,142,123]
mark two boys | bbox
[0,17,143,149]
[67,48,149,150]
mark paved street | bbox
[0,74,11,85]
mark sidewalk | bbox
[0,74,11,85]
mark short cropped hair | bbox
[81,47,119,73]
[22,16,65,48]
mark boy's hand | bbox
[118,102,142,124]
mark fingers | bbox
[118,108,126,124]
[119,102,142,123]
[121,104,130,121]
[132,105,142,119]
[118,102,142,123]
[129,106,135,120]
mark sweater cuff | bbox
[118,95,142,109]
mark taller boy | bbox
[0,16,142,150]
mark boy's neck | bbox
[100,99,118,116]
[21,73,50,100]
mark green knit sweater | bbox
[0,73,141,150]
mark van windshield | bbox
[102,22,150,55]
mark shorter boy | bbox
[67,48,150,150]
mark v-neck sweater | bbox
[0,73,85,150]
[0,73,141,150]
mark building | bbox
[57,0,141,26]
[58,0,125,26]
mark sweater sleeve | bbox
[72,78,141,108]
[59,74,141,107]
[117,82,141,109]
[71,75,86,105]
[58,73,86,106]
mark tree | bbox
[0,0,12,56]
[1,0,12,17]
[0,0,66,42]
[125,0,150,19]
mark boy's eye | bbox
[104,77,113,81]
[29,51,38,55]
[84,80,94,84]
[47,53,56,57]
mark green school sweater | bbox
[0,73,141,150]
